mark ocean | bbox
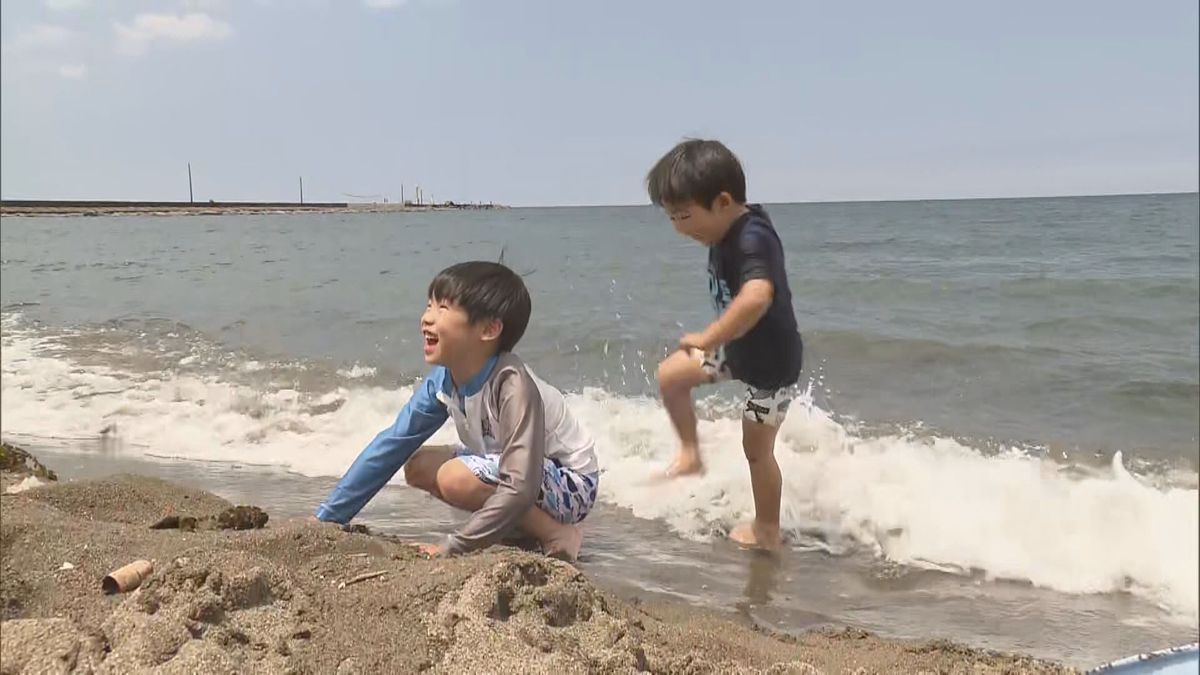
[2,193,1197,667]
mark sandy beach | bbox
[0,444,1070,674]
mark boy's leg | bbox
[731,386,792,550]
[402,446,458,499]
[729,418,783,551]
[657,349,715,476]
[433,459,583,561]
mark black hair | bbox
[646,139,747,208]
[428,261,531,352]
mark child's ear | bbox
[712,192,734,211]
[479,318,504,343]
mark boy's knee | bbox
[403,461,429,489]
[742,444,767,463]
[404,447,455,492]
[741,424,778,463]
[436,462,489,503]
[656,362,675,395]
[657,353,693,396]
[404,454,444,491]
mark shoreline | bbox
[0,200,507,218]
[0,443,1070,674]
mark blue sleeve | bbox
[314,368,450,523]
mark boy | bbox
[314,261,600,561]
[647,139,803,551]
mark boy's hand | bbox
[415,542,446,559]
[685,280,774,351]
[679,332,715,353]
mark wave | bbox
[2,313,1197,624]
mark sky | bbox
[1,0,1197,206]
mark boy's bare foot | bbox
[659,452,705,479]
[729,521,782,551]
[542,523,583,562]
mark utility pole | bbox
[188,163,194,203]
[299,176,304,204]
[401,184,405,205]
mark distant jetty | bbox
[0,200,507,217]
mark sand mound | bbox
[0,448,1070,674]
[19,474,231,525]
[0,618,104,674]
[95,549,312,673]
[428,556,649,673]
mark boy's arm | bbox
[314,369,450,524]
[684,224,780,352]
[443,366,545,555]
[682,278,773,352]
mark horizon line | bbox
[513,189,1199,209]
[1,189,1195,210]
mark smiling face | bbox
[420,296,502,367]
[663,193,744,245]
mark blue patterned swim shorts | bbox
[453,448,599,524]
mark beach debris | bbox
[58,562,75,571]
[341,523,370,535]
[150,505,269,531]
[0,442,58,481]
[217,505,269,530]
[151,515,199,531]
[102,559,154,594]
[99,423,117,436]
[338,571,386,589]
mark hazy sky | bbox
[2,0,1197,206]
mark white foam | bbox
[585,388,1198,621]
[0,326,459,476]
[336,364,378,379]
[5,476,45,494]
[2,320,1197,624]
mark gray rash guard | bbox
[441,356,546,554]
[315,351,597,555]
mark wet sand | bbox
[0,446,1071,673]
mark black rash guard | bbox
[707,204,803,390]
